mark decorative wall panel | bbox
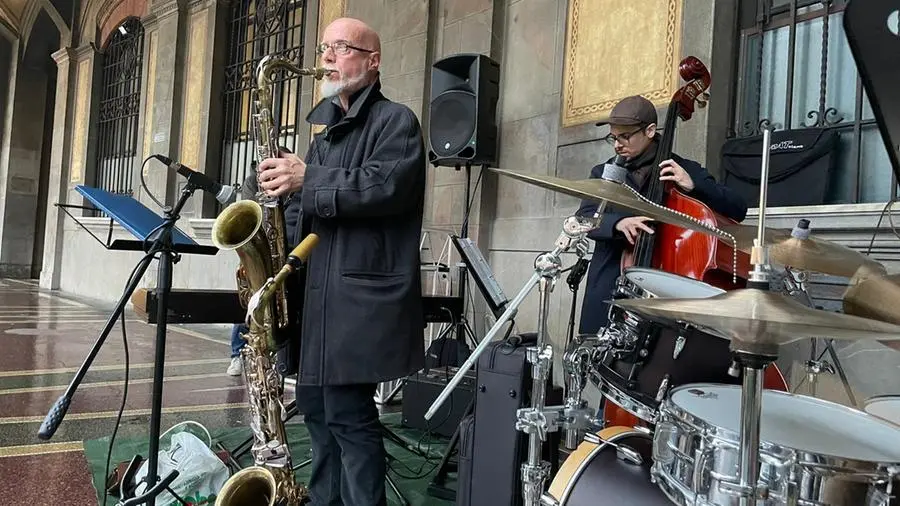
[70,58,91,183]
[561,0,683,127]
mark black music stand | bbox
[39,184,218,505]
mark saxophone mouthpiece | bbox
[315,68,336,79]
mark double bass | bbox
[605,57,787,428]
[621,56,750,286]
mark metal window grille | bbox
[732,0,897,204]
[220,0,307,192]
[94,17,145,198]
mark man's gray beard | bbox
[319,73,368,98]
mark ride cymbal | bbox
[613,288,900,356]
[716,222,886,278]
[490,168,727,238]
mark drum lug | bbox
[718,480,769,502]
[673,334,686,359]
[655,375,671,402]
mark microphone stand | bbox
[38,181,206,505]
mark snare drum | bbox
[653,384,900,505]
[865,395,900,426]
[544,426,670,506]
[595,267,787,424]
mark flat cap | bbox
[599,95,658,126]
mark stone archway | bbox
[0,8,61,279]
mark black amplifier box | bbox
[401,367,476,438]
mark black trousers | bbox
[296,383,387,506]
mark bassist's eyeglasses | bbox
[604,126,646,145]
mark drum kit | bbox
[425,129,900,506]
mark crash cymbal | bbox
[717,222,886,278]
[613,288,900,356]
[844,273,900,351]
[490,168,726,238]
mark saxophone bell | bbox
[214,466,278,506]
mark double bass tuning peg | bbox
[697,92,711,109]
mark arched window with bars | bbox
[94,17,145,196]
[219,0,308,191]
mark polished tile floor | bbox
[0,278,251,505]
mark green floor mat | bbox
[83,413,457,505]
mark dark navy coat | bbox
[283,78,427,386]
[576,153,748,335]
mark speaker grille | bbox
[429,90,476,158]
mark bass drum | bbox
[545,426,670,506]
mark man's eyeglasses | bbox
[316,41,375,56]
[603,126,645,145]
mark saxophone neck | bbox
[257,55,335,84]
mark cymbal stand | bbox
[722,127,774,506]
[424,214,601,506]
[781,267,858,406]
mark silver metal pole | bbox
[522,275,554,506]
[738,366,763,506]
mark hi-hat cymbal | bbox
[613,288,900,356]
[490,168,726,238]
[717,222,886,278]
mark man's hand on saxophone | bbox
[257,151,306,197]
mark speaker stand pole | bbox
[454,162,489,348]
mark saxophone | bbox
[211,55,333,506]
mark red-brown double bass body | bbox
[603,57,786,429]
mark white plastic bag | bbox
[134,431,230,505]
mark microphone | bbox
[600,155,628,183]
[153,155,236,205]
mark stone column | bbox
[0,36,20,276]
[0,43,57,278]
[138,0,186,213]
[175,0,219,219]
[39,47,77,289]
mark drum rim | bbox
[663,383,900,465]
[864,394,900,408]
[622,266,725,297]
[591,367,659,423]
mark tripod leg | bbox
[824,339,858,407]
[381,423,428,459]
[386,471,410,506]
